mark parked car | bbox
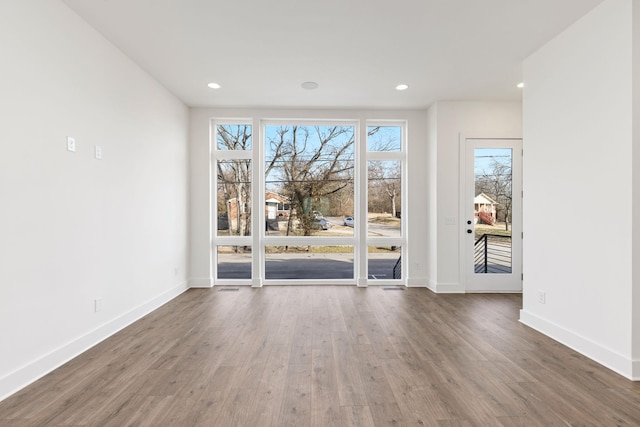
[343,216,354,227]
[313,218,332,230]
[312,210,324,219]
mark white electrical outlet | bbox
[67,136,76,152]
[174,267,179,276]
[95,145,102,159]
[94,298,103,312]
[538,291,546,304]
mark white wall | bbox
[426,106,439,285]
[521,0,635,378]
[428,101,522,292]
[0,0,190,399]
[189,108,429,287]
[633,0,640,378]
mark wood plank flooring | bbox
[1,286,640,426]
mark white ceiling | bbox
[62,0,603,109]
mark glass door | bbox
[463,138,522,292]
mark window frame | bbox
[364,121,407,284]
[211,119,254,284]
[211,117,407,286]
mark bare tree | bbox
[266,125,354,236]
[366,126,401,217]
[476,159,512,231]
[326,182,354,216]
[217,125,252,150]
[366,126,399,151]
[368,160,401,217]
[217,125,252,237]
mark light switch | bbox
[538,291,546,304]
[67,137,76,152]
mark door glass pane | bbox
[264,125,355,237]
[265,246,354,279]
[217,246,251,279]
[217,160,251,236]
[474,148,512,274]
[367,160,401,237]
[216,124,252,150]
[368,246,401,280]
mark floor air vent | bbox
[218,287,240,292]
[381,286,404,291]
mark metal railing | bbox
[474,234,512,274]
[393,256,402,279]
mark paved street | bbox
[217,252,400,280]
[325,217,401,237]
[265,217,401,237]
[219,216,401,280]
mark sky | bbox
[475,148,511,177]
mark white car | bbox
[343,216,354,227]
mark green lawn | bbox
[474,222,512,239]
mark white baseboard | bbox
[406,277,428,287]
[428,281,465,293]
[519,309,636,381]
[188,277,213,288]
[0,281,189,402]
[633,360,640,381]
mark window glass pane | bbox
[265,246,354,279]
[217,160,251,236]
[368,246,402,280]
[367,160,401,237]
[216,124,252,150]
[265,125,355,237]
[367,126,401,151]
[217,246,251,279]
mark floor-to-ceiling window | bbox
[214,122,253,281]
[212,118,406,286]
[366,125,404,282]
[263,123,356,282]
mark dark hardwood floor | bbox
[1,286,639,426]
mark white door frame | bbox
[459,134,522,292]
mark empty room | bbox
[2,0,640,425]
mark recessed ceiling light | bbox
[395,84,409,91]
[301,81,319,90]
[207,82,221,89]
[517,82,524,89]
